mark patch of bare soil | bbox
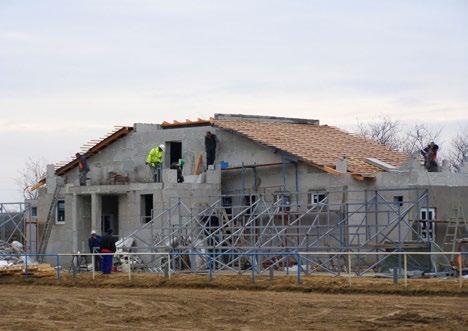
[0,285,466,330]
[0,272,466,297]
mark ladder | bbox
[444,205,467,256]
[37,185,61,259]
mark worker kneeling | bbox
[146,144,165,182]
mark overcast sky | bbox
[1,0,467,201]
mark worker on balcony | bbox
[146,144,165,182]
[76,153,90,186]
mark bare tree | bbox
[400,124,443,155]
[15,157,48,200]
[446,133,468,172]
[357,118,443,155]
[357,117,402,150]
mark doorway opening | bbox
[167,141,182,169]
[141,194,153,223]
[101,195,119,235]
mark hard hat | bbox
[91,230,96,235]
[159,144,165,151]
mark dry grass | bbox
[0,271,466,297]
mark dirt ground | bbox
[0,284,466,331]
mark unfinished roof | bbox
[32,126,134,190]
[161,118,212,129]
[54,126,134,176]
[213,114,408,177]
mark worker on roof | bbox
[421,142,439,172]
[76,153,90,186]
[146,144,165,182]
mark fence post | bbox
[92,254,95,280]
[164,257,169,278]
[269,266,274,281]
[251,254,256,284]
[24,253,28,280]
[56,255,61,280]
[459,253,463,289]
[296,254,302,285]
[404,253,408,288]
[208,253,213,282]
[347,254,352,286]
[128,255,132,281]
[167,253,172,279]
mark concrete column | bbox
[71,193,79,253]
[91,193,101,233]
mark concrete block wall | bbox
[62,123,216,186]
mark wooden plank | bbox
[193,153,203,175]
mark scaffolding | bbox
[121,187,447,275]
[0,202,35,252]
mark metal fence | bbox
[1,251,466,289]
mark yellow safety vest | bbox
[146,148,163,167]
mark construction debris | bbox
[0,241,55,277]
[0,240,28,267]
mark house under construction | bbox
[26,114,468,273]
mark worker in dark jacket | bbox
[421,142,439,172]
[205,131,217,169]
[88,230,101,271]
[76,153,90,186]
[100,229,117,274]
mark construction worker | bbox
[175,159,185,183]
[100,228,117,274]
[76,153,90,186]
[205,131,217,169]
[454,238,467,275]
[88,230,101,271]
[146,144,165,182]
[421,142,439,172]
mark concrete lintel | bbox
[66,183,164,195]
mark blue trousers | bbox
[102,255,113,274]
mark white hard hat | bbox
[91,230,96,235]
[159,144,165,151]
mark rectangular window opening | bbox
[141,194,153,223]
[419,207,436,241]
[307,190,328,209]
[56,200,65,224]
[393,196,404,207]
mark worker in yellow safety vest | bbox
[146,144,165,182]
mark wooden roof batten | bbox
[54,126,133,177]
[161,118,213,129]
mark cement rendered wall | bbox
[217,132,468,249]
[39,123,222,258]
[63,123,217,186]
[37,121,468,260]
